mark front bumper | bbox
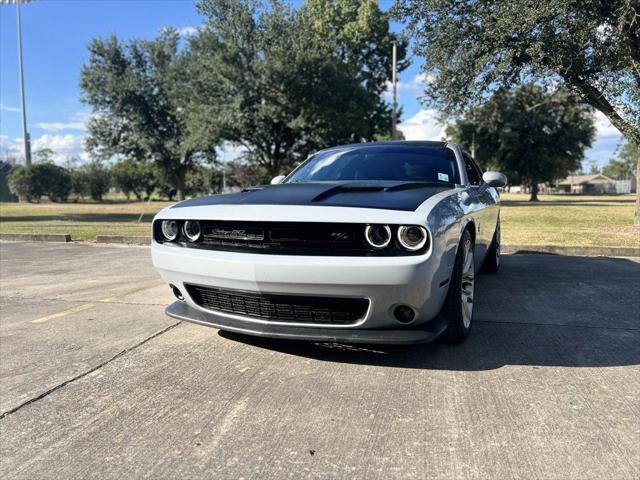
[152,239,454,341]
[167,300,448,344]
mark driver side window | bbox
[463,153,482,185]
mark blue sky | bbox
[0,0,623,168]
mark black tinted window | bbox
[286,146,460,184]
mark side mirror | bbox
[270,175,286,185]
[482,171,507,188]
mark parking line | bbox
[31,303,97,324]
[30,282,164,324]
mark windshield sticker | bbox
[438,172,449,182]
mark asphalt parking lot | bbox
[0,241,638,479]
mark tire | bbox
[481,218,500,274]
[442,229,475,344]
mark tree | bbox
[80,30,219,200]
[603,141,639,184]
[447,85,596,201]
[8,163,72,202]
[185,165,223,196]
[110,158,156,200]
[0,160,18,202]
[186,0,407,178]
[33,148,55,164]
[394,0,640,221]
[78,161,110,201]
[229,160,265,188]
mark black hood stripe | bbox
[171,181,455,212]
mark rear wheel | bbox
[442,229,475,343]
[481,219,500,274]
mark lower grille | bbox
[185,284,369,325]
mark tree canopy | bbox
[394,0,638,142]
[447,84,596,201]
[395,0,639,220]
[79,30,219,200]
[603,141,640,181]
[184,0,407,178]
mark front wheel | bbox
[442,229,475,343]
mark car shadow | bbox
[218,254,640,371]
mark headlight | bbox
[183,220,201,242]
[365,224,391,249]
[161,220,179,241]
[397,226,428,251]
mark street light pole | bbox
[16,0,32,165]
[391,41,398,140]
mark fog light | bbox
[170,284,184,301]
[393,305,416,324]
[161,220,179,241]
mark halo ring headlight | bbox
[183,220,201,242]
[365,224,392,249]
[397,226,428,251]
[161,220,179,241]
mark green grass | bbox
[500,193,639,247]
[0,199,172,241]
[1,193,638,247]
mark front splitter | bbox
[166,301,447,345]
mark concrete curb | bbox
[0,233,71,243]
[501,244,640,257]
[95,235,151,246]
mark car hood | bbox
[171,181,455,212]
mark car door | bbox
[461,152,497,266]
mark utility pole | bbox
[16,0,32,165]
[221,145,226,192]
[391,41,398,140]
[470,108,476,159]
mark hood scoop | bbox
[311,183,388,203]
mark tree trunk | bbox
[175,169,186,201]
[636,154,640,226]
[529,182,539,202]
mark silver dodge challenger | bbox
[151,141,506,344]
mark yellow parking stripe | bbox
[30,282,163,324]
[31,303,96,324]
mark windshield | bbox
[285,145,460,184]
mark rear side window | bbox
[463,153,482,185]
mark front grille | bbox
[185,284,369,325]
[153,220,428,256]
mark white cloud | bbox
[32,134,86,158]
[397,72,434,93]
[35,121,86,132]
[177,26,199,37]
[397,109,447,141]
[0,103,20,113]
[593,110,621,138]
[0,133,87,163]
[384,72,434,101]
[0,134,24,157]
[34,111,90,132]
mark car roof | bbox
[319,141,448,153]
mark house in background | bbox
[555,174,615,194]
